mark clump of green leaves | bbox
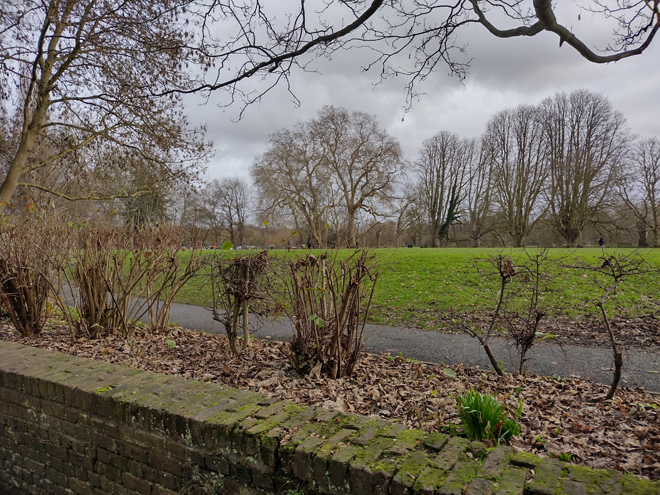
[457,390,521,444]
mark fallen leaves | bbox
[0,321,658,481]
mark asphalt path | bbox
[163,302,660,393]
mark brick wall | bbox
[0,341,658,495]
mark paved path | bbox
[163,302,660,393]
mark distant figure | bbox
[598,237,605,247]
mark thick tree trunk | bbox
[0,88,51,205]
[346,212,357,247]
[0,126,44,205]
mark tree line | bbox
[2,1,658,218]
[168,89,657,249]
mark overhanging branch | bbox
[18,183,149,202]
[470,0,660,62]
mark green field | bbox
[174,247,660,330]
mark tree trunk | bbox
[242,299,249,350]
[229,300,240,355]
[605,351,623,400]
[637,220,648,247]
[346,211,357,247]
[0,137,37,205]
[481,340,504,376]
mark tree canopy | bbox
[2,0,658,207]
[0,0,210,206]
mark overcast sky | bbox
[185,3,660,184]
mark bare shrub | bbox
[211,250,270,354]
[53,223,207,338]
[465,250,555,375]
[501,249,554,374]
[463,254,515,376]
[572,251,651,400]
[139,227,208,331]
[0,219,55,337]
[282,250,378,379]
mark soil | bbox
[1,319,659,481]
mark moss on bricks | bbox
[244,405,305,464]
[348,436,397,495]
[492,466,528,495]
[293,435,326,482]
[469,441,488,459]
[225,390,267,412]
[279,421,329,474]
[208,403,263,427]
[312,428,357,492]
[566,464,624,494]
[412,464,448,495]
[526,459,564,495]
[254,400,290,419]
[621,475,659,495]
[327,445,358,493]
[279,405,319,433]
[353,419,391,446]
[390,450,430,495]
[510,450,538,469]
[466,478,496,495]
[480,446,515,480]
[433,437,471,471]
[423,431,449,452]
[381,422,409,438]
[442,458,480,495]
[387,429,427,456]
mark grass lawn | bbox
[173,247,660,330]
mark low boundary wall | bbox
[0,340,658,495]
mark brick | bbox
[412,464,448,495]
[390,450,429,495]
[561,479,588,495]
[312,428,357,492]
[527,459,564,495]
[423,431,449,452]
[326,445,357,494]
[433,436,470,471]
[148,451,183,477]
[493,466,529,495]
[466,478,495,495]
[152,485,178,495]
[442,459,480,495]
[69,477,93,495]
[122,471,154,493]
[293,435,325,482]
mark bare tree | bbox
[464,138,495,247]
[251,126,335,247]
[0,0,209,206]
[4,1,657,208]
[253,107,401,248]
[619,137,660,247]
[201,178,250,247]
[541,90,631,245]
[412,131,470,246]
[311,106,402,247]
[487,105,548,247]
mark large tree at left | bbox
[0,0,209,206]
